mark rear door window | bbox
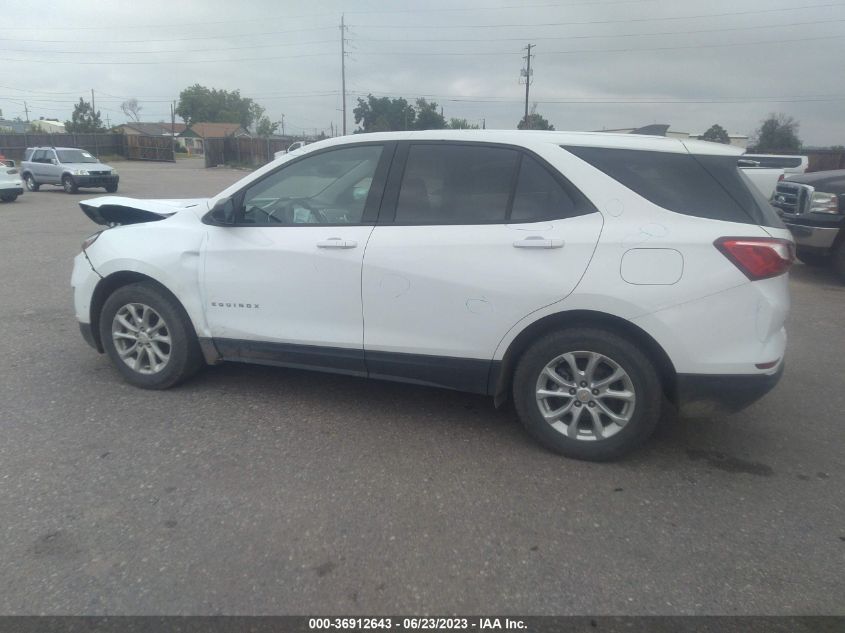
[511,154,581,222]
[564,145,782,227]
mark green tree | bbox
[753,113,802,152]
[414,98,447,130]
[518,105,554,130]
[448,118,479,129]
[175,84,261,129]
[700,123,730,144]
[353,95,416,132]
[255,116,279,137]
[65,97,105,133]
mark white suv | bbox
[71,131,793,460]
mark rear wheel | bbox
[62,175,78,193]
[796,249,829,268]
[24,174,39,192]
[0,194,17,202]
[105,184,118,193]
[512,328,663,461]
[99,282,203,389]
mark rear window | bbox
[564,145,783,228]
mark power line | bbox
[0,51,335,65]
[0,38,338,55]
[354,3,845,29]
[0,27,337,45]
[351,33,843,56]
[346,90,845,104]
[354,17,845,43]
[2,31,841,66]
[3,0,657,32]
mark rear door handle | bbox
[317,237,358,249]
[513,236,564,249]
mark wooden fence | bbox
[203,136,297,168]
[0,132,174,162]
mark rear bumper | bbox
[72,174,119,188]
[783,222,838,250]
[676,362,784,418]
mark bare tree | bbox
[120,98,142,122]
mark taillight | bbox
[714,237,795,281]
[777,173,784,182]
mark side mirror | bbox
[208,197,236,225]
[50,158,58,165]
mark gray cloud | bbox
[2,0,843,145]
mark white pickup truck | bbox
[738,159,784,198]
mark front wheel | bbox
[512,328,663,461]
[99,282,204,389]
[62,175,78,194]
[1,194,18,202]
[24,174,39,192]
[105,184,118,193]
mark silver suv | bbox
[21,147,119,194]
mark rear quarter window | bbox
[564,145,782,227]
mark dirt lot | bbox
[0,158,842,615]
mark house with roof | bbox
[30,119,66,134]
[178,122,251,156]
[114,121,187,137]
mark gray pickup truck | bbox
[771,169,845,281]
[21,147,118,194]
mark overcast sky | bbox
[2,0,844,145]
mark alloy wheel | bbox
[111,303,172,375]
[535,350,636,441]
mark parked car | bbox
[273,141,308,160]
[0,159,23,202]
[771,169,845,281]
[21,147,118,194]
[738,159,785,198]
[742,153,808,175]
[71,130,793,461]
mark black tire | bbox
[99,282,204,389]
[796,249,829,268]
[24,174,39,192]
[0,194,17,202]
[62,175,78,194]
[512,328,663,461]
[105,184,118,193]
[832,242,845,284]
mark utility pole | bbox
[23,101,30,125]
[170,101,176,161]
[340,14,348,136]
[280,113,285,137]
[520,44,534,129]
[91,88,99,157]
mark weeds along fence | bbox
[0,133,175,162]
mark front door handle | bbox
[317,237,358,249]
[513,236,564,249]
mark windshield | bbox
[56,149,98,164]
